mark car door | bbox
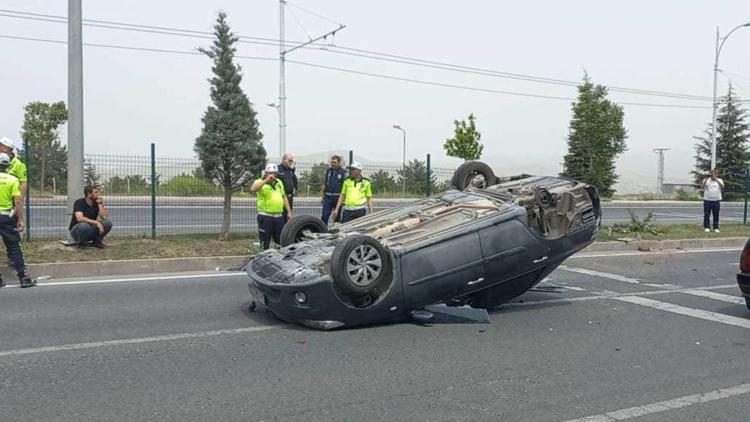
[476,218,550,289]
[401,230,485,308]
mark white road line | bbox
[558,266,641,284]
[564,286,587,292]
[681,289,747,305]
[564,382,750,422]
[614,296,750,329]
[2,272,247,289]
[0,325,276,358]
[570,247,742,259]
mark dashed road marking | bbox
[680,289,747,305]
[558,266,641,284]
[563,382,750,422]
[0,325,276,358]
[613,296,750,329]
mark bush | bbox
[675,189,701,201]
[159,175,221,196]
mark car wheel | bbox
[330,235,393,296]
[280,215,328,247]
[746,297,750,311]
[451,161,496,191]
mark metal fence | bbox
[24,145,456,239]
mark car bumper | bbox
[246,269,406,330]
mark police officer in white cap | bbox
[0,153,34,288]
[333,161,374,223]
[0,137,27,204]
[250,164,293,250]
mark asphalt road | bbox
[25,199,750,237]
[1,248,748,421]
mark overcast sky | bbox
[1,0,749,192]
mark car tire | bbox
[280,215,328,247]
[451,161,496,191]
[330,235,393,296]
[746,297,750,311]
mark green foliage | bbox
[397,159,437,195]
[369,169,398,194]
[561,75,628,197]
[194,12,266,239]
[21,101,68,193]
[160,175,221,196]
[83,159,100,187]
[609,210,660,240]
[443,113,483,161]
[105,175,150,195]
[692,87,750,194]
[298,162,328,196]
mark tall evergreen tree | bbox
[21,101,68,193]
[692,87,749,198]
[83,159,100,187]
[561,75,627,197]
[397,159,437,195]
[195,12,266,240]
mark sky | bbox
[1,0,749,193]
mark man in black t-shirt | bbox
[69,186,113,248]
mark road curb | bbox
[586,237,747,252]
[2,256,250,282]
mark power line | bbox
[0,8,716,102]
[0,33,711,110]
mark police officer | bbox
[320,155,346,225]
[0,153,34,288]
[333,162,374,223]
[0,137,27,202]
[251,164,293,250]
[277,153,298,220]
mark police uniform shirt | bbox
[341,177,372,208]
[276,164,297,197]
[256,179,286,214]
[8,157,27,183]
[0,172,21,211]
[324,167,347,195]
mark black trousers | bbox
[0,215,26,278]
[257,214,284,250]
[703,200,720,229]
[341,208,367,223]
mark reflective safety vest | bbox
[341,177,372,209]
[0,172,20,211]
[8,157,26,183]
[256,179,286,215]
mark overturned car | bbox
[244,161,601,330]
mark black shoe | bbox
[0,279,5,288]
[19,276,37,288]
[92,241,107,249]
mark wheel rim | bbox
[467,173,487,188]
[345,244,383,287]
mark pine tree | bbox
[83,159,100,187]
[561,75,628,197]
[692,87,750,198]
[195,12,266,240]
[370,169,397,194]
[397,159,437,195]
[443,113,483,161]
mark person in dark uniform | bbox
[277,153,298,220]
[0,153,34,288]
[333,162,374,223]
[320,155,346,225]
[251,164,293,250]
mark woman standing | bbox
[702,169,725,233]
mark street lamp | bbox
[710,22,750,170]
[392,125,406,194]
[267,102,282,159]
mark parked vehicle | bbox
[244,161,602,329]
[737,238,750,310]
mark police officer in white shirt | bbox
[702,169,724,233]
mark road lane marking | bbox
[0,325,276,358]
[563,382,750,422]
[570,247,742,259]
[558,266,641,284]
[2,272,248,289]
[680,289,747,305]
[613,296,750,329]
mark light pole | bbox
[267,102,282,158]
[710,23,750,170]
[392,125,406,194]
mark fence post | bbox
[348,150,353,177]
[744,166,749,225]
[150,143,156,239]
[426,154,432,197]
[24,139,30,241]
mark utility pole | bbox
[277,1,344,154]
[67,0,84,212]
[653,148,669,194]
[392,125,406,194]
